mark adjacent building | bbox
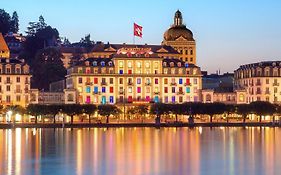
[234,61,281,104]
[0,33,31,107]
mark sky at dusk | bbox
[1,0,281,73]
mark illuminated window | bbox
[164,87,168,93]
[146,96,150,102]
[119,70,123,74]
[186,87,190,93]
[179,96,183,103]
[179,78,183,84]
[77,87,82,93]
[86,96,91,104]
[154,62,159,68]
[239,94,244,102]
[172,87,176,93]
[154,96,159,103]
[128,96,133,103]
[137,78,141,84]
[155,87,159,92]
[110,78,113,84]
[110,87,114,93]
[193,78,197,84]
[179,87,183,92]
[164,78,168,84]
[128,70,132,74]
[119,61,123,68]
[110,96,114,103]
[94,87,98,93]
[137,61,141,68]
[78,78,82,84]
[102,96,106,104]
[137,87,141,93]
[86,87,91,93]
[128,61,132,68]
[102,87,106,93]
[146,87,150,93]
[119,78,123,84]
[155,78,159,84]
[145,62,150,68]
[165,96,168,103]
[172,96,176,103]
[128,87,132,93]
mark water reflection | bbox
[0,127,280,175]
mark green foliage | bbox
[150,103,169,115]
[80,34,94,48]
[0,9,11,35]
[10,11,19,33]
[31,47,66,90]
[98,105,121,123]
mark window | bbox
[16,95,21,102]
[102,96,106,104]
[86,87,91,93]
[137,78,141,84]
[164,78,168,84]
[155,87,159,93]
[128,87,132,93]
[110,96,114,103]
[146,87,150,93]
[172,96,176,103]
[6,68,11,74]
[110,78,113,84]
[186,78,190,85]
[154,96,159,103]
[6,85,10,91]
[67,94,74,102]
[155,78,159,84]
[102,87,106,93]
[154,62,159,68]
[16,77,20,83]
[128,96,133,103]
[193,78,197,84]
[266,79,269,84]
[128,61,132,68]
[137,62,141,68]
[119,78,123,84]
[86,96,91,104]
[190,50,193,55]
[165,96,168,103]
[128,70,132,74]
[110,87,114,93]
[119,96,124,103]
[179,96,183,103]
[93,61,97,66]
[6,95,11,103]
[145,62,150,68]
[119,61,123,68]
[94,87,98,93]
[172,87,176,93]
[164,87,168,93]
[186,87,190,93]
[77,87,82,93]
[137,87,141,93]
[179,78,183,84]
[78,78,82,84]
[146,96,150,102]
[179,87,183,92]
[101,61,105,67]
[119,70,123,74]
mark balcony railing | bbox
[93,91,101,95]
[265,91,270,95]
[184,83,191,86]
[256,82,261,86]
[273,82,279,86]
[128,82,134,86]
[145,83,151,86]
[256,91,261,94]
[119,91,124,95]
[14,89,22,93]
[85,82,93,86]
[25,81,30,84]
[177,91,184,95]
[4,81,12,84]
[101,82,107,86]
[154,92,160,95]
[170,82,177,86]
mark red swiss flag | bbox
[134,23,143,38]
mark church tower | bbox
[162,10,196,65]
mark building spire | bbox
[174,10,183,26]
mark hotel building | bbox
[64,11,202,105]
[0,33,31,107]
[234,61,281,104]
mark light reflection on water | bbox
[0,127,280,175]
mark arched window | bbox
[93,61,97,66]
[67,94,74,102]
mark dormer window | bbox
[93,61,97,66]
[177,62,181,67]
[170,62,174,67]
[101,61,105,67]
[185,63,189,68]
[108,61,113,66]
[163,62,167,67]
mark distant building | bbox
[0,33,31,107]
[4,32,25,58]
[234,61,281,104]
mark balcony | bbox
[128,82,134,86]
[24,88,29,93]
[93,91,101,95]
[145,83,151,86]
[14,89,22,93]
[273,82,279,86]
[154,92,160,95]
[170,82,177,86]
[184,83,191,86]
[256,91,261,95]
[177,91,184,95]
[265,91,270,95]
[256,82,261,86]
[4,81,12,84]
[85,82,93,86]
[101,82,107,86]
[25,81,30,84]
[119,91,124,95]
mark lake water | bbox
[0,127,280,175]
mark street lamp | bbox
[6,110,12,123]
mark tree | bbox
[0,9,11,35]
[80,34,94,48]
[150,103,169,124]
[10,11,19,33]
[26,104,45,124]
[4,105,25,122]
[135,105,149,122]
[45,105,61,124]
[98,105,121,123]
[236,104,252,123]
[250,101,276,122]
[202,103,226,123]
[61,104,83,124]
[169,104,184,122]
[32,47,66,90]
[81,104,97,123]
[38,15,47,30]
